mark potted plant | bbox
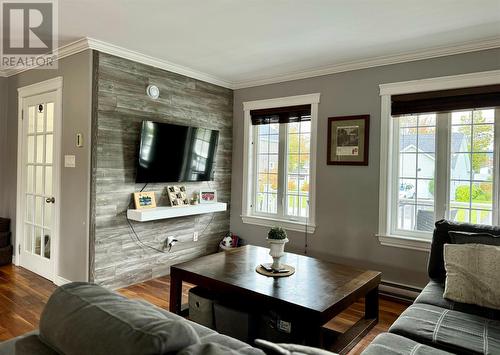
[266,226,289,271]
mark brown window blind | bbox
[391,84,500,116]
[250,104,311,125]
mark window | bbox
[242,94,320,233]
[379,73,500,249]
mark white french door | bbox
[17,82,61,281]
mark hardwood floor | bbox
[0,264,409,354]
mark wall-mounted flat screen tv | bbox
[136,121,219,183]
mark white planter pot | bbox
[266,237,289,271]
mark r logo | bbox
[2,2,53,55]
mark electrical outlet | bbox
[193,232,199,242]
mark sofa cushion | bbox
[133,298,264,354]
[389,303,500,354]
[449,231,500,245]
[15,334,58,355]
[361,333,452,355]
[254,339,336,355]
[415,281,500,320]
[39,282,200,355]
[178,343,263,355]
[428,219,500,281]
[444,243,500,310]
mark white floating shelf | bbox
[127,202,227,222]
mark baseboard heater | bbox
[379,280,422,302]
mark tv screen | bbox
[136,121,219,183]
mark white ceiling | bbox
[9,1,500,86]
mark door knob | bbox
[45,197,55,203]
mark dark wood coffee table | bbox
[169,245,381,354]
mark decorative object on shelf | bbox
[199,189,217,204]
[190,191,199,205]
[133,191,157,209]
[327,114,370,165]
[266,226,289,272]
[146,84,160,99]
[167,185,190,207]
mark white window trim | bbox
[241,93,320,233]
[378,70,500,251]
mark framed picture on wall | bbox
[133,191,157,209]
[327,115,370,165]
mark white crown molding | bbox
[232,36,500,89]
[379,69,500,96]
[85,38,233,88]
[0,36,499,89]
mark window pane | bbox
[288,122,299,133]
[45,134,53,164]
[36,106,44,133]
[451,208,470,223]
[450,154,470,180]
[415,205,435,232]
[288,155,299,174]
[452,111,472,125]
[256,193,268,212]
[299,176,309,195]
[287,195,299,216]
[470,210,492,225]
[472,125,494,152]
[418,114,436,127]
[258,156,269,173]
[417,154,434,179]
[46,103,54,132]
[35,166,43,194]
[397,203,415,230]
[258,136,269,154]
[417,179,434,205]
[299,154,309,174]
[36,136,44,163]
[257,174,268,193]
[417,127,435,153]
[268,174,278,193]
[269,139,278,154]
[269,123,279,134]
[268,155,278,174]
[299,134,310,153]
[399,128,417,152]
[27,136,34,163]
[300,121,310,133]
[451,126,471,152]
[299,196,308,217]
[268,194,277,214]
[259,125,270,135]
[472,153,493,181]
[28,106,35,133]
[399,115,417,127]
[399,153,416,178]
[287,175,298,194]
[399,179,416,203]
[288,134,300,153]
[473,109,494,124]
[450,180,470,207]
[471,182,493,210]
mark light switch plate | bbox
[64,155,76,168]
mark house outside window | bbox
[241,94,320,233]
[378,71,500,250]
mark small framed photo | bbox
[166,185,189,207]
[200,189,217,204]
[133,191,156,209]
[327,115,369,165]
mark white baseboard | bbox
[54,275,72,286]
[379,280,422,301]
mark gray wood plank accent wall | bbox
[90,52,233,289]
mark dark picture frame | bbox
[327,115,370,165]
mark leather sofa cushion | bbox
[15,334,58,355]
[39,282,200,355]
[361,333,452,355]
[389,303,500,354]
[427,219,500,281]
[415,281,500,320]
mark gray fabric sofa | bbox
[0,282,335,355]
[363,220,500,355]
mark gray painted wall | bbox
[0,77,8,216]
[231,48,500,288]
[4,50,93,281]
[91,52,233,289]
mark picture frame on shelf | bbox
[200,189,217,204]
[133,191,157,209]
[167,185,190,207]
[327,115,370,165]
